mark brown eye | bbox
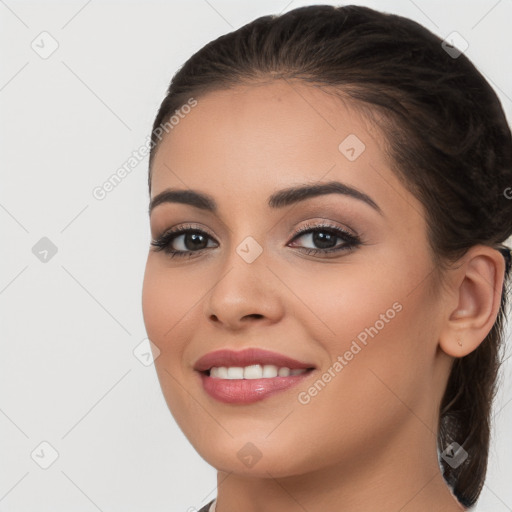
[151,226,218,258]
[288,223,361,257]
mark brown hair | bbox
[147,4,512,507]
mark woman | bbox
[142,4,512,511]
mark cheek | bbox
[276,290,435,476]
[141,259,204,432]
[141,256,200,343]
[141,256,207,382]
[289,254,436,411]
[141,260,193,408]
[141,264,169,344]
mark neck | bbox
[214,422,466,512]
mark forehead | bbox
[152,80,377,166]
[150,80,423,224]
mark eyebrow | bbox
[149,181,383,216]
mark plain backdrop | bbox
[1,0,511,511]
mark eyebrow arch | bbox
[149,181,383,216]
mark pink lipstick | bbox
[194,348,316,404]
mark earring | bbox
[457,338,463,347]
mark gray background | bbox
[1,0,511,510]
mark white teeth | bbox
[244,364,264,379]
[211,367,228,379]
[262,365,278,378]
[209,364,309,379]
[227,367,244,379]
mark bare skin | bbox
[142,79,505,512]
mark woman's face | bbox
[142,80,451,477]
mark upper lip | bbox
[193,348,316,372]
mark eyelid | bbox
[288,218,358,239]
[154,222,218,241]
[153,218,359,242]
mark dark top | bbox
[198,498,215,512]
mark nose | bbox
[202,243,285,331]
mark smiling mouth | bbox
[201,364,316,379]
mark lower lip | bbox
[198,370,314,404]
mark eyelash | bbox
[150,222,362,259]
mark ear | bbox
[439,245,506,358]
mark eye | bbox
[151,222,362,259]
[288,222,361,257]
[151,224,218,259]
